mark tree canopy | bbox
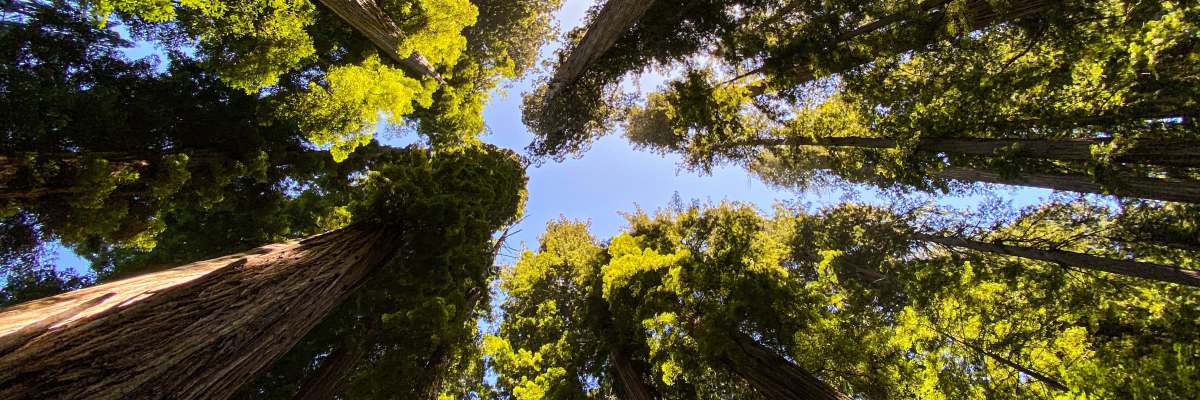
[489,201,1200,399]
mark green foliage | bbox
[492,201,1200,399]
[283,55,436,162]
[235,143,527,399]
[91,0,316,91]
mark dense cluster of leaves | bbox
[489,201,1200,399]
[529,0,1200,203]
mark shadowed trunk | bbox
[719,332,850,400]
[0,226,400,400]
[744,0,1055,94]
[937,330,1068,391]
[315,0,444,83]
[741,136,1200,169]
[934,166,1200,204]
[913,233,1200,287]
[610,348,658,400]
[292,340,366,400]
[545,0,657,100]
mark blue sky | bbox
[47,0,1061,274]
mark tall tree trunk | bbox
[744,0,1055,94]
[719,332,850,400]
[315,0,444,83]
[292,340,366,400]
[0,153,151,200]
[912,233,1200,287]
[742,136,1200,169]
[936,329,1068,391]
[610,348,659,400]
[545,0,657,100]
[934,166,1200,204]
[0,226,400,400]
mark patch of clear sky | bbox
[49,0,1059,276]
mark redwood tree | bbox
[0,144,526,400]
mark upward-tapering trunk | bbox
[912,232,1200,287]
[742,136,1200,169]
[934,166,1200,204]
[610,348,659,400]
[315,0,444,83]
[719,332,851,400]
[291,339,367,400]
[936,330,1068,391]
[545,0,657,100]
[0,226,399,400]
[751,146,1200,203]
[744,0,1055,94]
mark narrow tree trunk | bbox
[912,233,1200,287]
[719,333,850,400]
[545,0,657,99]
[934,166,1200,204]
[0,226,400,400]
[291,340,366,400]
[610,348,658,400]
[938,330,1068,391]
[744,0,1054,94]
[743,136,1200,168]
[315,0,444,83]
[0,153,151,200]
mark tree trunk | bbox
[937,330,1068,391]
[610,348,659,400]
[720,333,850,400]
[744,0,1054,94]
[744,136,1200,169]
[912,233,1200,287]
[545,0,657,100]
[291,340,366,400]
[315,0,444,83]
[934,166,1200,204]
[0,225,400,400]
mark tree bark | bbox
[545,0,657,100]
[934,166,1200,204]
[610,348,659,400]
[912,233,1200,287]
[315,0,444,83]
[937,330,1068,391]
[0,225,400,400]
[744,0,1055,94]
[742,136,1200,169]
[719,332,850,400]
[291,340,366,400]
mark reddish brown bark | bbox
[610,349,659,400]
[315,0,444,83]
[913,233,1200,287]
[0,226,399,400]
[742,136,1200,169]
[545,0,657,100]
[934,166,1200,204]
[720,333,850,400]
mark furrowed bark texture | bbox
[545,0,657,100]
[935,166,1200,204]
[913,233,1200,287]
[315,0,444,83]
[745,136,1200,168]
[610,349,659,400]
[0,226,398,400]
[721,333,851,400]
